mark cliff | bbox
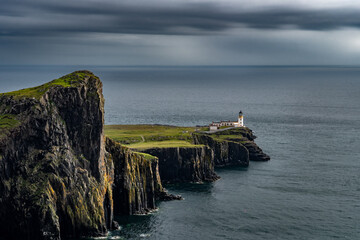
[140,146,219,183]
[193,127,270,167]
[0,70,269,239]
[0,71,113,239]
[105,137,173,215]
[0,71,173,240]
[104,125,269,183]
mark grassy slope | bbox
[128,140,202,150]
[1,71,92,99]
[104,125,206,149]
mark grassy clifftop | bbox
[197,127,254,144]
[1,70,97,99]
[104,124,251,150]
[104,124,205,150]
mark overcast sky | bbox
[1,0,360,65]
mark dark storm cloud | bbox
[1,1,360,37]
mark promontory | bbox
[0,71,269,239]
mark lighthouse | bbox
[208,111,244,131]
[238,111,244,127]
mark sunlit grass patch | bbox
[126,140,203,150]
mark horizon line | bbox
[1,64,360,68]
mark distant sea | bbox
[1,66,360,239]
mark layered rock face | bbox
[141,146,219,183]
[193,127,270,167]
[193,133,249,167]
[106,138,166,215]
[0,71,114,239]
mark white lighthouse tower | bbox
[238,111,244,127]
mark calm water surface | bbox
[1,66,359,239]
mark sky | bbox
[1,0,360,66]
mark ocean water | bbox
[1,66,360,239]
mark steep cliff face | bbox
[0,71,114,239]
[193,133,249,167]
[219,128,270,162]
[193,127,270,167]
[105,137,166,215]
[140,146,219,183]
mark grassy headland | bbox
[104,124,207,150]
[104,124,251,150]
[196,128,252,144]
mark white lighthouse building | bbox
[209,111,244,131]
[234,111,244,127]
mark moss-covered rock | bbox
[140,146,219,183]
[105,138,168,215]
[193,127,270,166]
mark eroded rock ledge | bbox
[193,128,270,165]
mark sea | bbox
[1,66,359,239]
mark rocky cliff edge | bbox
[0,71,172,240]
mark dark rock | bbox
[0,71,113,239]
[140,146,219,183]
[105,137,168,215]
[242,141,270,161]
[157,191,183,201]
[193,133,250,167]
[193,127,270,166]
[0,70,184,240]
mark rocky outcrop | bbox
[0,71,113,239]
[140,146,219,183]
[242,142,270,161]
[193,127,270,166]
[222,128,270,161]
[106,137,170,215]
[193,133,249,167]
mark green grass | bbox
[0,114,19,137]
[2,71,95,99]
[105,124,249,149]
[104,124,206,149]
[209,134,249,144]
[127,140,202,150]
[104,124,198,144]
[0,114,19,130]
[204,127,252,144]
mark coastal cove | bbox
[0,66,359,239]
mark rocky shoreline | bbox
[0,71,269,239]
